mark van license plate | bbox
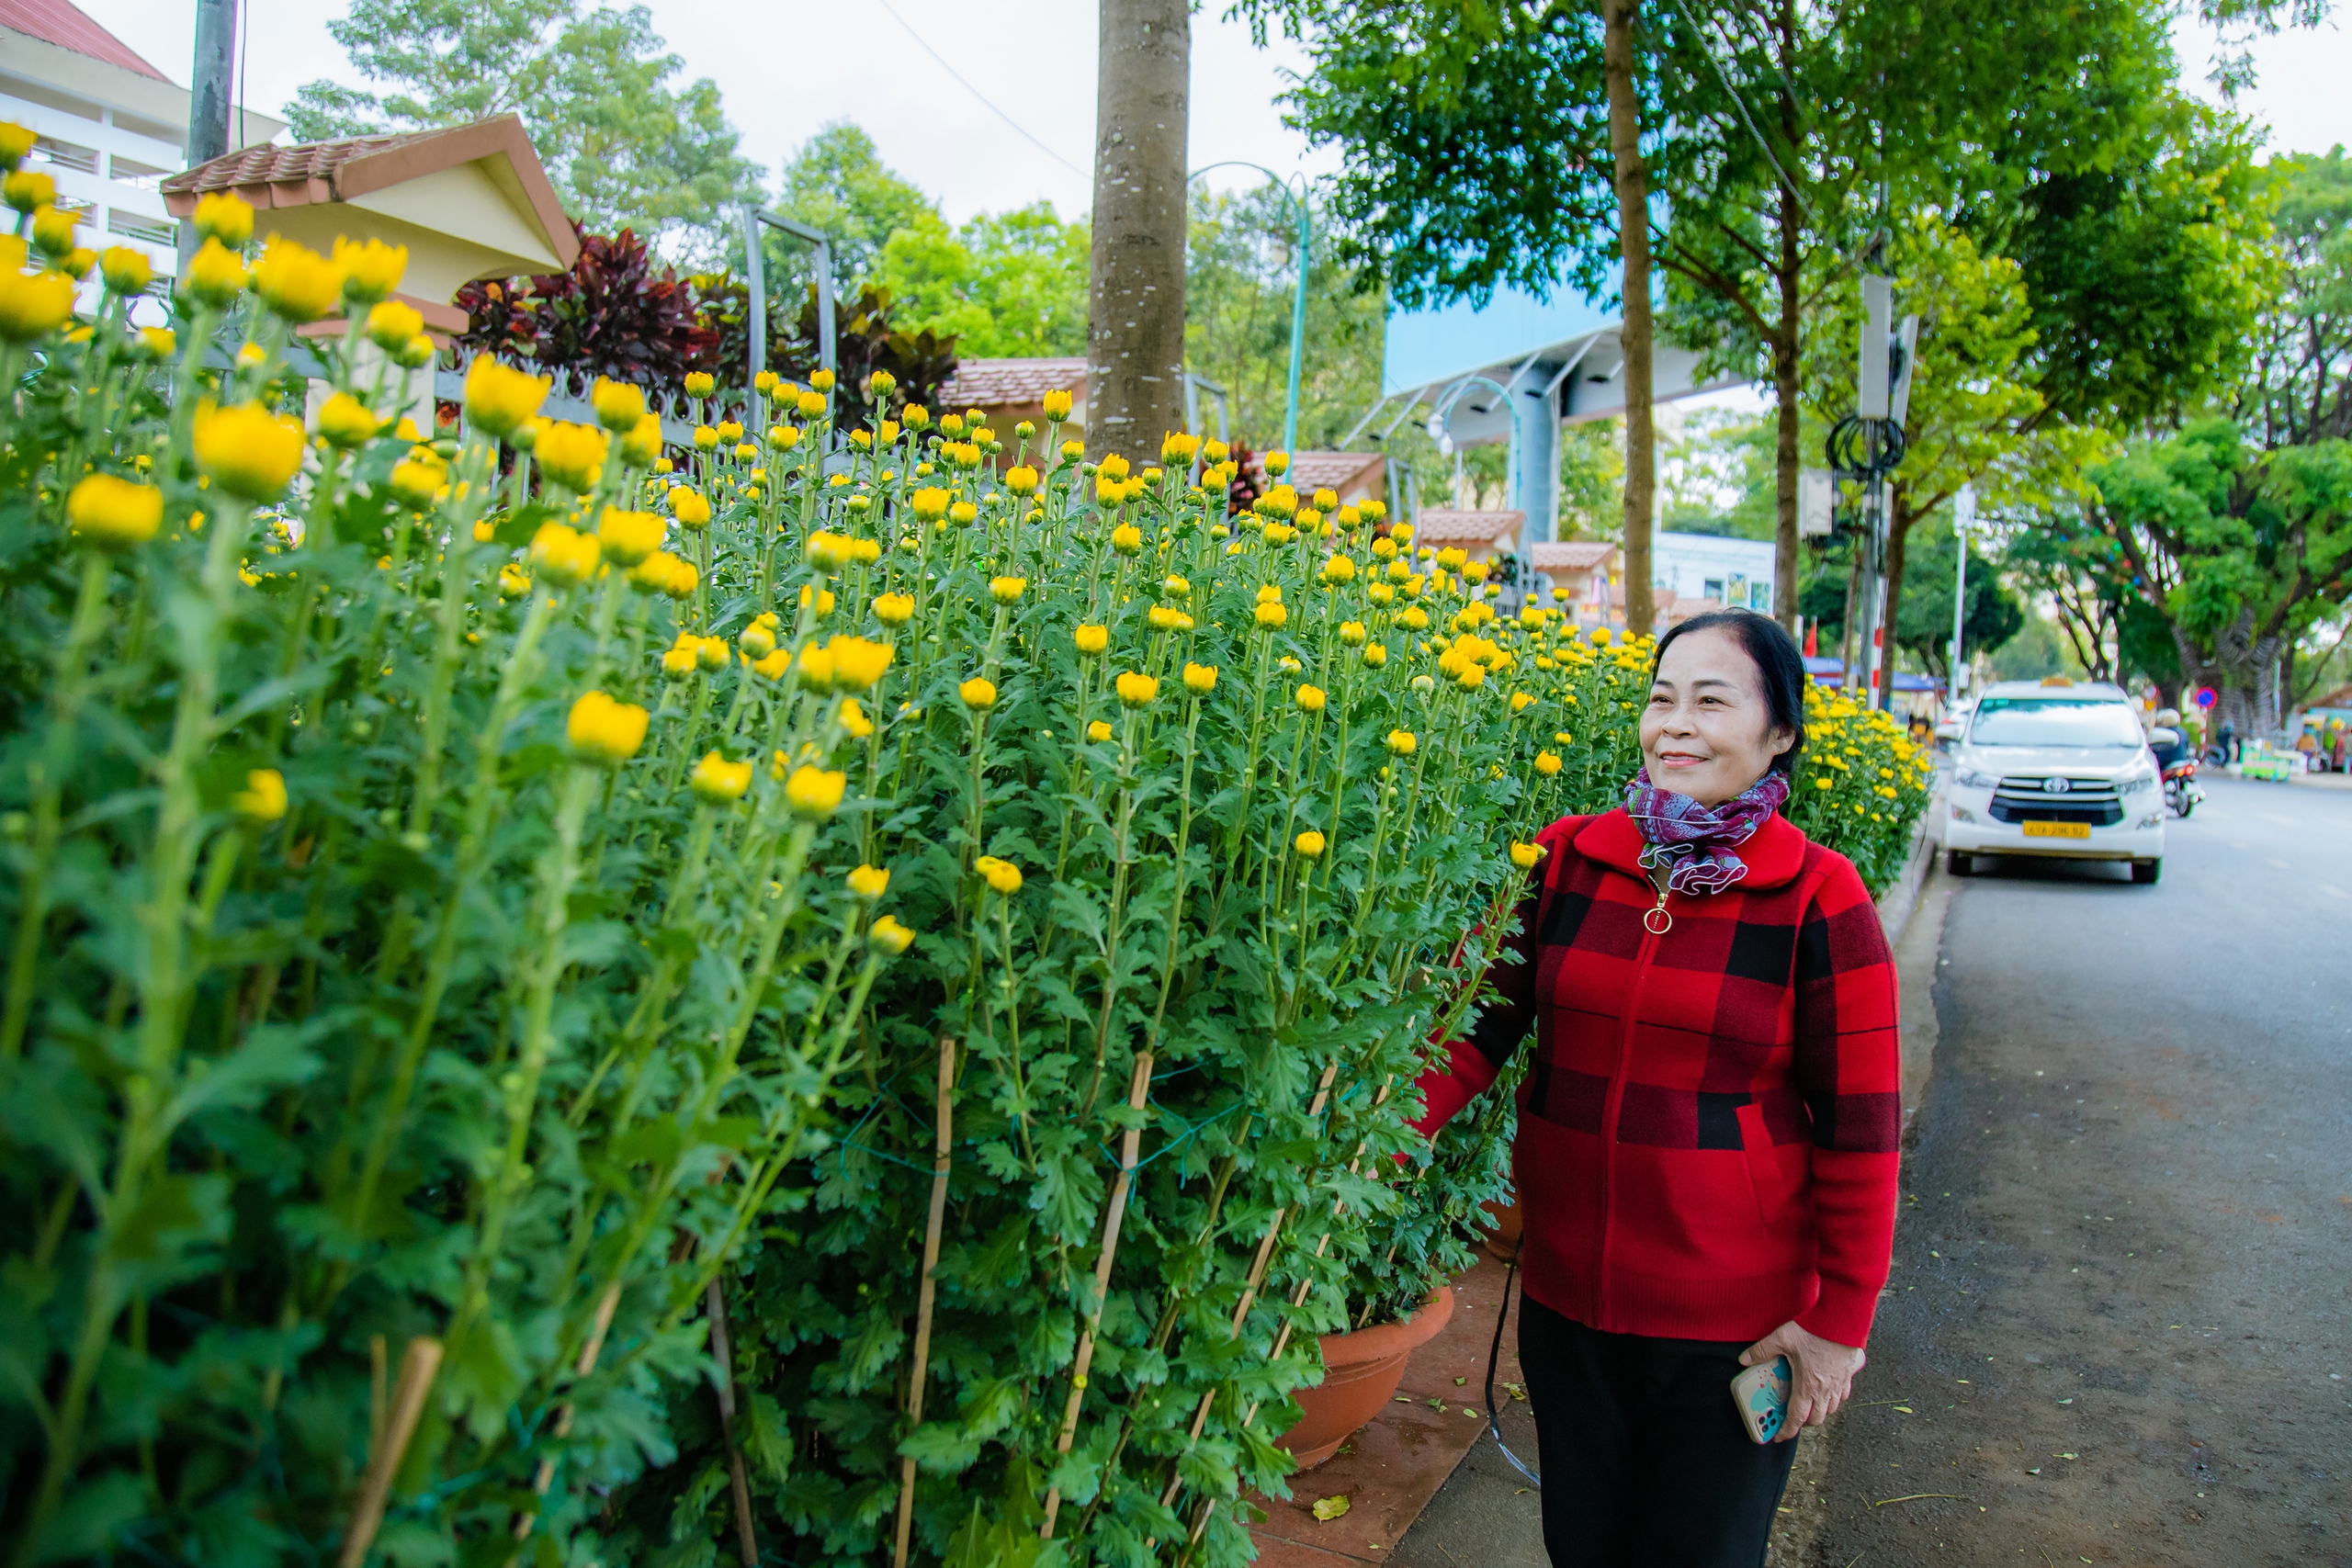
[2022,821,2091,840]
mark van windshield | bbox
[1968,698,2145,749]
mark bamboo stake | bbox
[512,1280,622,1547]
[337,1337,442,1568]
[367,1335,388,1457]
[1038,1046,1156,1539]
[707,1279,760,1567]
[891,1034,957,1568]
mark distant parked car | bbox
[1933,696,1976,748]
[1942,680,2165,883]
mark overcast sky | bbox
[69,0,2352,227]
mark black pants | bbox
[1518,1293,1797,1568]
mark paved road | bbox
[1394,774,2352,1567]
[1811,773,2352,1566]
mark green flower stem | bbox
[441,757,601,1366]
[2,550,111,1062]
[326,588,558,1299]
[14,492,251,1567]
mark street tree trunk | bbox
[1770,0,1803,634]
[1602,0,1656,638]
[1087,0,1190,467]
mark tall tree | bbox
[1184,185,1386,448]
[773,123,940,299]
[1088,0,1191,463]
[288,0,762,261]
[1601,0,1657,634]
[871,202,1091,358]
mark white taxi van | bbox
[1941,679,2165,884]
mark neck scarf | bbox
[1621,767,1791,894]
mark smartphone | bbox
[1729,1356,1792,1444]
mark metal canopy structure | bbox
[1352,276,1745,551]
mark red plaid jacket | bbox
[1415,807,1902,1347]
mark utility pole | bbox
[180,0,237,269]
[1949,483,1977,704]
[1826,258,1916,709]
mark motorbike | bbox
[2163,758,2204,818]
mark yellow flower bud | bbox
[1086,720,1113,743]
[595,507,663,567]
[869,914,915,954]
[785,763,847,818]
[1110,524,1143,556]
[252,236,344,323]
[568,691,650,764]
[1183,661,1218,694]
[591,376,648,433]
[668,485,712,529]
[1042,389,1074,420]
[1385,729,1418,756]
[1510,840,1545,870]
[0,265,74,342]
[1535,750,1563,775]
[1294,829,1326,858]
[535,421,608,492]
[1254,601,1288,629]
[1005,465,1040,495]
[527,521,602,588]
[193,400,306,502]
[689,750,754,803]
[67,474,164,549]
[959,677,998,710]
[1115,671,1159,708]
[1295,683,1327,713]
[989,575,1027,604]
[1074,624,1109,656]
[232,768,288,823]
[975,855,1023,896]
[875,592,915,626]
[192,190,254,248]
[847,863,890,900]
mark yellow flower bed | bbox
[0,159,1927,1568]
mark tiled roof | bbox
[161,129,450,201]
[1529,541,1616,570]
[1285,451,1382,493]
[1412,508,1522,543]
[938,357,1087,409]
[0,0,168,81]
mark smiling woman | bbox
[1411,607,1903,1568]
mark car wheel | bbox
[1945,849,1973,876]
[2132,859,2161,885]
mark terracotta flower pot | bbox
[1274,1285,1456,1470]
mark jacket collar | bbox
[1574,806,1809,893]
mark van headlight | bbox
[2118,768,2158,795]
[1953,764,1999,790]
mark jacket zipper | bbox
[1593,876,1668,1325]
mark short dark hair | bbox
[1648,607,1809,775]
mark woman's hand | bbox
[1740,1321,1865,1441]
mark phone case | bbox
[1729,1356,1792,1444]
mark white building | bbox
[1653,531,1777,615]
[0,0,283,308]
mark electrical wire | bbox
[870,0,1090,181]
[1484,1257,1543,1488]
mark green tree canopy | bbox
[772,123,939,298]
[870,203,1091,359]
[287,0,762,261]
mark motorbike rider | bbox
[2148,708,2188,771]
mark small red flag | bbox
[1804,623,1818,658]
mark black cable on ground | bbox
[1483,1257,1543,1488]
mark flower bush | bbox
[0,149,1929,1568]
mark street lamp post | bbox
[1188,162,1310,454]
[1950,483,1977,703]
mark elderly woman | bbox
[1415,607,1901,1567]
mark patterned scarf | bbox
[1621,767,1792,895]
